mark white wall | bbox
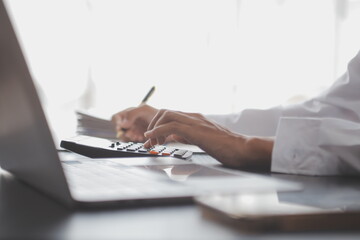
[6,0,360,136]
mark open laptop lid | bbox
[0,0,73,207]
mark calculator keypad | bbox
[109,141,191,159]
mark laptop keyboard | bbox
[61,160,192,200]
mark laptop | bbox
[0,0,300,208]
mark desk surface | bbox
[1,154,360,240]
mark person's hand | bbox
[111,104,158,142]
[143,109,274,170]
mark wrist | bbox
[238,136,274,171]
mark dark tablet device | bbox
[195,192,360,232]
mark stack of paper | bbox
[76,111,117,140]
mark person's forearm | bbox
[241,137,273,171]
[143,109,275,172]
[203,133,274,171]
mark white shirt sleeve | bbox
[272,117,360,175]
[206,106,284,137]
[206,50,360,175]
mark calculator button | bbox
[161,148,175,156]
[173,149,187,158]
[122,143,134,149]
[181,151,192,159]
[125,144,141,151]
[150,146,166,154]
[137,148,149,153]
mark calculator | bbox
[60,135,193,160]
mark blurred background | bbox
[5,0,360,139]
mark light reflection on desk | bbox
[139,164,241,182]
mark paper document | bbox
[75,111,205,153]
[76,111,117,140]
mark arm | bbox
[271,51,360,176]
[144,110,274,170]
[114,51,360,175]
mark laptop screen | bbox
[0,0,73,206]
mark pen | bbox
[140,86,156,105]
[116,86,156,139]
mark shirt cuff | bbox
[271,117,323,175]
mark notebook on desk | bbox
[0,0,301,208]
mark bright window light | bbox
[6,0,360,138]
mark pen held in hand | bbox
[140,86,156,105]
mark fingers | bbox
[144,110,207,148]
[144,120,190,148]
[164,134,188,144]
[145,122,181,138]
[147,109,175,132]
[112,105,158,142]
[146,109,165,132]
[147,109,194,132]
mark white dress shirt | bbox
[206,50,360,176]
